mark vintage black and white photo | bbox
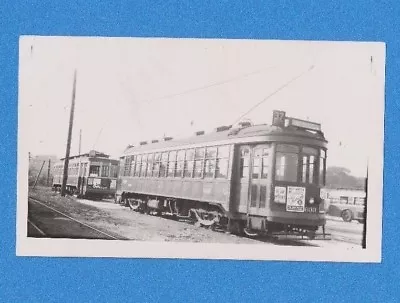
[17,36,385,262]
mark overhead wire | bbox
[231,64,316,125]
[101,64,281,147]
[140,64,279,104]
[92,51,319,149]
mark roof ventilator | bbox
[215,125,232,132]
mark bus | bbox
[321,188,366,223]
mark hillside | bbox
[325,166,366,190]
[29,154,59,186]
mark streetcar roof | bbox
[123,123,327,155]
[60,150,109,161]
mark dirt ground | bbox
[28,187,264,244]
[27,187,358,249]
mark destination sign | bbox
[272,110,286,127]
[286,118,321,132]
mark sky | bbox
[19,36,385,177]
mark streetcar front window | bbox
[301,147,318,184]
[319,149,326,186]
[89,165,100,177]
[275,144,299,182]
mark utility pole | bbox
[362,164,368,249]
[33,161,46,189]
[47,159,51,186]
[77,129,82,195]
[79,129,82,156]
[362,56,374,249]
[61,70,77,197]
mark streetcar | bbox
[52,150,119,199]
[115,110,328,239]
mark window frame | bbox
[175,150,185,178]
[204,146,217,179]
[239,146,251,179]
[167,151,177,178]
[101,164,110,177]
[140,154,148,177]
[215,145,230,179]
[274,143,326,185]
[274,146,299,183]
[146,153,154,177]
[299,147,318,185]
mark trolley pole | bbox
[61,70,77,197]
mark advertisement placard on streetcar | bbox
[274,186,287,203]
[286,186,306,212]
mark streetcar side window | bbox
[167,151,177,177]
[160,152,168,177]
[119,158,125,177]
[134,155,142,177]
[110,164,118,178]
[153,153,161,177]
[204,146,217,178]
[141,154,148,177]
[130,155,136,177]
[175,150,185,178]
[216,145,230,179]
[240,147,250,178]
[147,154,154,177]
[184,149,195,178]
[194,147,204,178]
[275,144,299,182]
[123,156,131,176]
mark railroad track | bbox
[27,196,358,247]
[28,197,127,240]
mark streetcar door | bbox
[247,144,272,216]
[237,145,251,213]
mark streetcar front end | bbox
[267,111,328,238]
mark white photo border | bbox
[16,36,385,263]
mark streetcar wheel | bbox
[243,228,259,238]
[128,199,140,211]
[341,209,353,222]
[306,230,316,240]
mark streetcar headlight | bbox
[309,198,315,204]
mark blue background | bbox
[0,1,398,302]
